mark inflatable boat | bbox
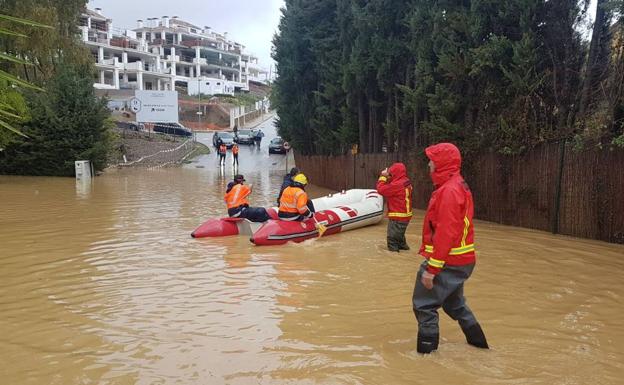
[191,189,384,245]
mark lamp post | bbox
[196,77,201,142]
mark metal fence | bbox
[295,142,624,244]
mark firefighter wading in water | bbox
[376,162,413,251]
[412,142,489,354]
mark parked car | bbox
[153,123,192,137]
[235,129,254,145]
[268,137,288,154]
[212,131,235,148]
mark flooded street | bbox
[1,118,623,385]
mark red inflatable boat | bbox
[191,189,384,246]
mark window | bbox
[217,82,221,86]
[206,82,210,85]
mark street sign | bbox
[134,90,179,123]
[351,144,358,155]
[283,141,291,151]
[129,97,142,113]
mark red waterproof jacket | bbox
[420,143,476,275]
[376,162,413,222]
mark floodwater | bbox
[1,118,623,385]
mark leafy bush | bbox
[0,61,112,176]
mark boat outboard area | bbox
[191,189,384,245]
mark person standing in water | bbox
[218,143,227,166]
[232,143,239,167]
[376,162,413,252]
[412,142,488,354]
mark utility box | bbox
[75,160,92,180]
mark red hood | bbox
[388,162,407,180]
[425,143,462,186]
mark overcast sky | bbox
[87,0,285,70]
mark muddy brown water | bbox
[1,125,623,384]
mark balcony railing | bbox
[178,39,241,55]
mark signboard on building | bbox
[133,90,179,123]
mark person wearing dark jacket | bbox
[376,162,413,252]
[412,143,488,354]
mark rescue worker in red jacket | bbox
[376,162,413,252]
[278,173,314,221]
[412,143,488,354]
[224,174,270,222]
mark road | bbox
[185,116,298,209]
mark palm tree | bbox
[0,14,52,137]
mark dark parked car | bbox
[268,137,288,154]
[153,123,192,137]
[212,131,235,148]
[235,129,254,144]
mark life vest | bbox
[224,183,251,209]
[219,144,227,154]
[232,145,239,155]
[278,186,309,215]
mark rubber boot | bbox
[462,323,489,349]
[417,333,439,354]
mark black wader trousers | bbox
[412,261,478,338]
[387,220,409,251]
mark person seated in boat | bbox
[278,173,315,221]
[276,167,299,206]
[277,167,315,212]
[225,174,270,222]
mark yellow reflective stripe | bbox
[405,187,411,213]
[461,216,469,247]
[378,176,388,182]
[424,244,475,255]
[428,258,445,268]
[449,244,475,254]
[388,211,413,217]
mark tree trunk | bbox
[358,91,368,153]
[579,0,611,118]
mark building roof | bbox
[83,8,107,21]
[169,18,201,30]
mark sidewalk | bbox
[241,111,276,129]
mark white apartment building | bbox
[79,8,269,95]
[80,8,171,91]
